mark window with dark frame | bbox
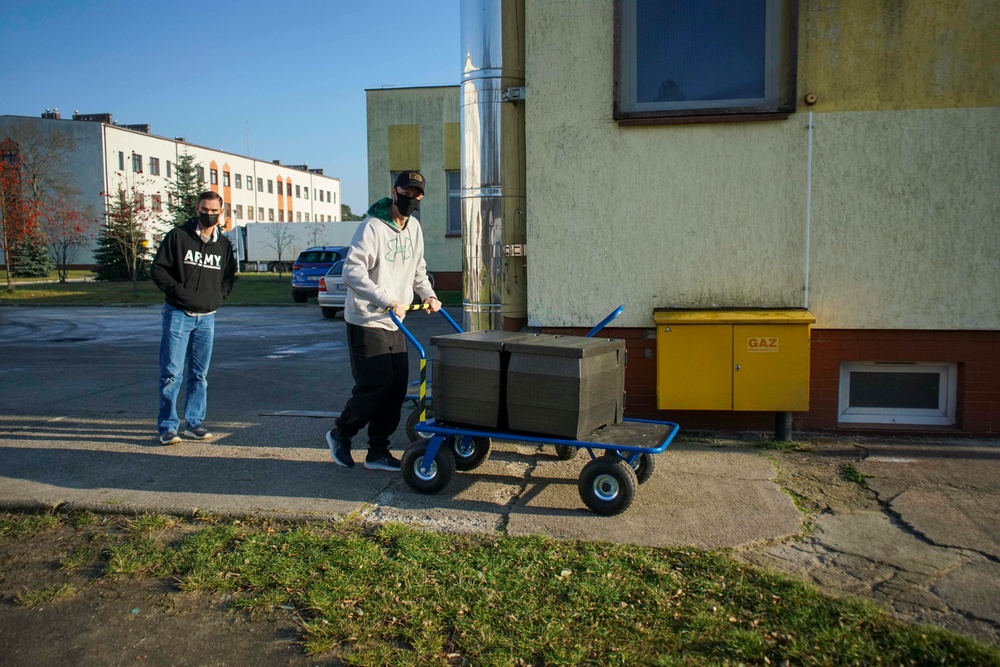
[223,171,230,187]
[197,166,205,182]
[166,161,172,178]
[235,174,242,189]
[118,151,124,170]
[614,0,798,124]
[267,180,273,194]
[446,170,461,236]
[277,181,283,196]
[132,153,143,173]
[246,174,253,190]
[210,169,218,185]
[151,194,162,211]
[149,157,160,176]
[257,177,263,191]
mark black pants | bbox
[334,322,409,454]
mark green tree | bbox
[165,152,203,227]
[341,204,364,221]
[94,185,153,293]
[9,226,53,277]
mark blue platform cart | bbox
[388,306,680,516]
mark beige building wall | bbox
[367,86,462,276]
[524,0,1000,330]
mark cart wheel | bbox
[554,444,578,461]
[578,456,639,516]
[405,408,433,443]
[453,435,491,471]
[402,439,456,494]
[617,450,656,485]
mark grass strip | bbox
[3,512,994,666]
[0,274,462,307]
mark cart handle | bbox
[586,305,625,337]
[386,304,462,361]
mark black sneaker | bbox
[159,431,181,446]
[326,430,354,468]
[364,452,402,471]
[183,426,212,440]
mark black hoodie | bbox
[151,217,236,314]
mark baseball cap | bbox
[394,171,426,194]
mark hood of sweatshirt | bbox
[367,197,404,232]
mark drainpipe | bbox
[460,0,527,332]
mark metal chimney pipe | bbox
[460,0,527,332]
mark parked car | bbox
[291,246,348,303]
[318,260,347,319]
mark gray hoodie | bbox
[342,197,436,330]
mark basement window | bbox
[838,362,957,426]
[614,0,798,124]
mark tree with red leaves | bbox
[0,159,40,292]
[40,193,98,283]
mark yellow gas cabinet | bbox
[654,310,816,411]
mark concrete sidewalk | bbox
[0,413,802,548]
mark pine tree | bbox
[165,152,203,228]
[10,226,54,277]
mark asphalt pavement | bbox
[0,305,998,644]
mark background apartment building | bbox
[0,111,342,263]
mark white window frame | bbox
[838,362,957,426]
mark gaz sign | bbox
[747,337,779,352]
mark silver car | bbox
[317,260,347,319]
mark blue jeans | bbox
[158,304,215,434]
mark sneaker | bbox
[159,431,181,446]
[183,426,212,440]
[326,430,355,468]
[364,452,402,471]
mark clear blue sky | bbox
[0,0,460,214]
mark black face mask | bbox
[198,212,220,227]
[394,192,419,218]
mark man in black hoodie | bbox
[151,191,236,445]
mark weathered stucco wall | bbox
[367,86,461,274]
[524,0,1000,330]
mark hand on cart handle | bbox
[386,298,441,319]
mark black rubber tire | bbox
[578,456,639,516]
[292,291,308,303]
[321,307,340,319]
[405,407,433,443]
[617,451,656,485]
[554,445,578,461]
[453,435,491,471]
[401,440,456,494]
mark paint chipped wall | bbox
[524,0,1000,330]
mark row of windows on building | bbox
[118,152,337,203]
[130,192,336,222]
